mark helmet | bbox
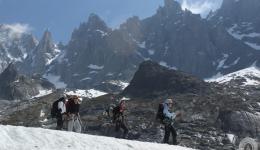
[119,97,130,104]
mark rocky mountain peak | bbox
[122,61,207,98]
[119,16,142,41]
[164,0,180,9]
[37,30,55,52]
[0,63,19,83]
[215,0,260,22]
[161,0,183,15]
[0,63,55,100]
[42,30,52,41]
[70,13,110,42]
[120,16,141,30]
[19,30,59,75]
[86,13,108,31]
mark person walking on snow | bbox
[56,97,67,130]
[113,98,129,138]
[162,98,181,145]
[51,96,67,130]
[66,95,82,133]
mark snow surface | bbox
[43,74,67,89]
[227,134,235,143]
[87,89,107,98]
[66,89,107,99]
[80,77,92,81]
[222,57,240,69]
[32,89,53,98]
[135,51,151,61]
[88,64,104,70]
[217,54,229,70]
[96,29,108,37]
[46,48,61,65]
[148,49,155,55]
[0,125,193,150]
[206,66,260,86]
[159,61,177,70]
[227,23,260,50]
[245,42,260,50]
[108,80,129,90]
[66,89,90,98]
[138,41,146,49]
[226,24,260,40]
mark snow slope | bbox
[0,125,193,150]
[65,89,107,99]
[206,66,260,86]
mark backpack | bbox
[105,104,116,118]
[112,105,121,122]
[156,103,165,123]
[51,97,64,118]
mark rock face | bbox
[48,14,141,88]
[122,61,207,98]
[44,0,260,89]
[138,0,260,77]
[209,0,260,51]
[0,24,37,73]
[21,30,60,75]
[0,64,55,100]
[218,110,260,138]
[1,0,260,90]
[2,61,260,150]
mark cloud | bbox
[2,23,32,39]
[178,0,223,17]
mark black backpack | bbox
[156,103,165,123]
[112,105,121,122]
[51,97,64,118]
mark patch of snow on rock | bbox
[86,89,107,98]
[108,80,129,90]
[88,64,104,70]
[138,41,146,48]
[217,54,229,70]
[43,74,67,89]
[66,89,107,99]
[148,49,155,55]
[245,42,260,50]
[159,61,177,70]
[32,89,53,98]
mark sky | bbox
[0,0,223,43]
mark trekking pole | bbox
[78,114,83,126]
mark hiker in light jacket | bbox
[56,97,67,130]
[162,98,180,145]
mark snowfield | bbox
[0,125,193,150]
[32,89,53,99]
[65,89,107,99]
[206,66,260,86]
[43,73,67,89]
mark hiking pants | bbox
[67,114,82,133]
[163,124,177,145]
[56,113,63,130]
[115,121,129,138]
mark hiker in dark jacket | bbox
[162,98,181,145]
[66,95,82,133]
[113,98,129,138]
[56,97,67,130]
